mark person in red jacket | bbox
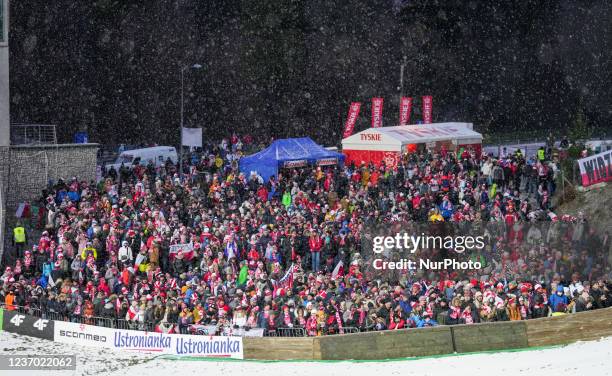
[256,185,268,203]
[388,307,406,330]
[98,277,111,296]
[247,245,260,269]
[308,231,323,272]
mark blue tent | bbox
[239,137,345,181]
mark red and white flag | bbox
[371,97,384,127]
[272,263,295,297]
[343,102,362,138]
[399,97,412,125]
[168,243,195,261]
[422,95,433,124]
[331,260,344,280]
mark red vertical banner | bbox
[371,97,384,127]
[342,102,362,138]
[399,97,412,125]
[422,95,433,124]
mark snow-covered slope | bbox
[1,330,611,376]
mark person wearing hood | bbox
[416,309,439,327]
[97,277,111,296]
[101,296,117,318]
[549,285,568,312]
[81,241,98,260]
[118,241,133,267]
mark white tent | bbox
[342,122,482,151]
[341,122,482,167]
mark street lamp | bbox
[179,63,202,177]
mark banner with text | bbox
[371,97,384,128]
[343,102,362,138]
[399,97,412,125]
[54,321,244,358]
[422,96,433,124]
[577,149,612,187]
[169,242,195,261]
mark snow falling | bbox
[7,1,612,143]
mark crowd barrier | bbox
[1,306,611,360]
[1,307,245,358]
[0,304,358,339]
[2,304,157,332]
[243,307,612,360]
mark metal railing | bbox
[10,124,57,145]
[1,304,375,338]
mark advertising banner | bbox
[187,324,264,337]
[316,157,338,166]
[53,321,244,358]
[283,160,308,168]
[399,97,412,125]
[371,98,384,128]
[54,320,114,349]
[221,326,265,337]
[342,150,400,168]
[577,149,612,186]
[188,324,218,335]
[422,95,433,124]
[342,102,362,138]
[3,310,54,340]
[181,127,203,148]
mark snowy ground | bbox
[1,331,611,376]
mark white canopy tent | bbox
[341,122,483,167]
[342,122,482,151]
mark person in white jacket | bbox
[118,241,133,266]
[480,159,493,185]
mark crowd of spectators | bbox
[1,135,611,336]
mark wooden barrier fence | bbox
[242,307,612,360]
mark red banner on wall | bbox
[399,97,412,125]
[343,149,400,168]
[422,95,433,124]
[371,98,384,128]
[578,149,612,186]
[342,102,362,138]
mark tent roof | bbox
[342,122,482,150]
[245,137,343,162]
[239,137,344,181]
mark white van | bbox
[105,146,177,171]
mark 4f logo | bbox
[33,318,49,331]
[10,315,48,331]
[9,314,25,327]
